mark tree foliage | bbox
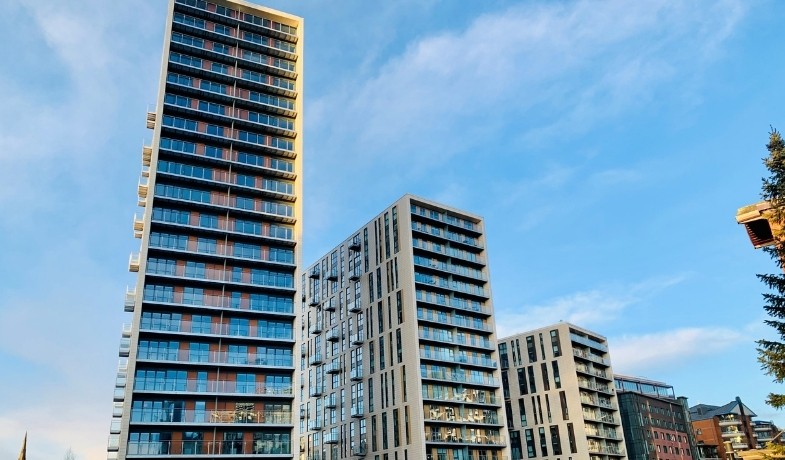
[759,129,785,410]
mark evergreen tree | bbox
[758,129,785,411]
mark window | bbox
[526,335,537,362]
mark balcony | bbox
[133,213,144,238]
[146,111,157,129]
[573,349,609,366]
[351,443,367,456]
[129,253,141,272]
[130,408,292,425]
[125,440,291,456]
[350,368,363,381]
[142,145,152,166]
[721,427,743,438]
[119,338,130,357]
[133,379,293,397]
[325,298,336,312]
[349,269,361,281]
[308,353,322,366]
[124,287,136,312]
[326,268,338,281]
[135,349,294,368]
[325,361,341,374]
[307,419,322,431]
[719,415,743,426]
[350,332,364,345]
[299,408,306,419]
[348,237,361,251]
[300,344,306,357]
[138,178,149,200]
[308,386,324,397]
[326,328,340,342]
[324,431,339,444]
[308,295,320,307]
[325,395,337,408]
[309,266,320,279]
[348,300,362,313]
[309,322,323,335]
[351,405,364,418]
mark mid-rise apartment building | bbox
[499,323,627,460]
[614,375,697,460]
[751,420,780,449]
[689,398,757,459]
[107,0,303,458]
[299,195,509,460]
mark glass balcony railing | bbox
[140,319,293,340]
[126,439,291,456]
[133,379,292,396]
[419,350,496,368]
[130,408,292,425]
[136,349,293,367]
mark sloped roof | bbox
[689,400,757,421]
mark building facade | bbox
[689,398,757,460]
[614,375,697,460]
[751,420,780,449]
[298,195,509,460]
[107,1,303,458]
[499,323,627,460]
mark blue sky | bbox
[1,0,784,458]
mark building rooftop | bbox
[689,399,757,421]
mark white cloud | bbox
[494,274,688,338]
[610,327,747,374]
[0,0,160,220]
[305,0,747,235]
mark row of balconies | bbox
[133,379,293,396]
[125,440,290,456]
[129,408,292,425]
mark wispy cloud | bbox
[305,0,747,235]
[610,327,747,374]
[0,0,159,221]
[494,274,689,338]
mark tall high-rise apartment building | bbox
[614,375,698,460]
[499,323,627,460]
[107,1,303,458]
[299,195,509,460]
